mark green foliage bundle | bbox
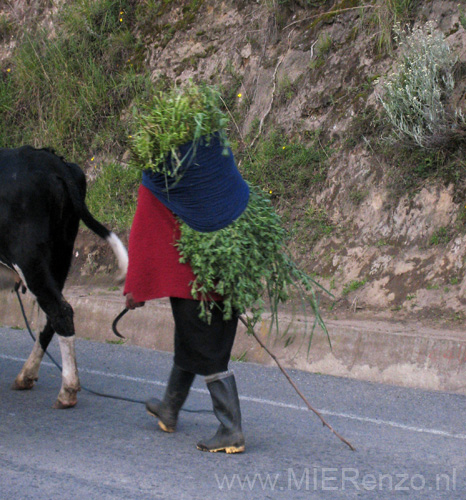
[378,22,463,150]
[177,184,327,335]
[131,82,229,179]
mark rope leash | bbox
[14,287,211,413]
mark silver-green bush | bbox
[378,22,464,150]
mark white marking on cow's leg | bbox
[54,335,80,409]
[107,232,128,282]
[12,336,45,390]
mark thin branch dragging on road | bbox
[239,315,356,452]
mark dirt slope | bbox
[3,0,466,328]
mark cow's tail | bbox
[80,205,129,282]
[59,156,128,281]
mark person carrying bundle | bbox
[124,127,249,454]
[124,81,327,454]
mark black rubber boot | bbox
[197,372,245,454]
[146,365,195,433]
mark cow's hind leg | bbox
[12,320,54,390]
[44,297,80,409]
[13,265,80,408]
[53,331,80,409]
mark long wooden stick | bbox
[239,315,356,451]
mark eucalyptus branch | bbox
[239,315,356,452]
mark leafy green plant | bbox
[298,205,334,246]
[241,129,330,196]
[429,226,452,246]
[310,33,334,70]
[342,278,367,296]
[177,184,329,337]
[371,0,418,54]
[131,82,229,179]
[378,22,463,150]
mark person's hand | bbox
[125,292,145,310]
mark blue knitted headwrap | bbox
[141,134,250,233]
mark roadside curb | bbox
[2,283,466,395]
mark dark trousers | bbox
[170,298,238,376]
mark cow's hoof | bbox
[52,399,77,410]
[11,377,36,391]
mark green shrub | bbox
[297,205,334,246]
[378,22,463,150]
[429,226,452,246]
[241,130,330,197]
[372,0,419,54]
[342,278,367,296]
[86,161,140,230]
[0,0,152,161]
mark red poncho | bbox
[123,185,196,302]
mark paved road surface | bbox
[0,327,465,499]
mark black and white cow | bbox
[0,146,128,408]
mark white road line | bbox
[2,354,466,441]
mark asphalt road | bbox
[1,326,465,500]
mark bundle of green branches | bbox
[131,81,329,339]
[131,81,229,178]
[176,184,327,335]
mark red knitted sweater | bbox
[123,185,196,302]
